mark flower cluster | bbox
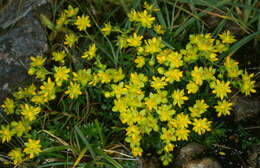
[0,2,256,167]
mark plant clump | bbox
[0,2,256,167]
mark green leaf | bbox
[96,149,123,168]
[75,125,96,160]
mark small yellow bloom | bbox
[24,139,42,158]
[101,22,112,37]
[211,80,231,100]
[192,118,212,135]
[0,125,14,143]
[74,15,91,31]
[8,148,24,165]
[175,128,190,141]
[64,5,79,17]
[82,43,97,60]
[65,82,82,99]
[154,25,165,34]
[1,98,15,115]
[134,56,145,68]
[214,100,232,117]
[127,33,143,47]
[219,30,236,44]
[64,34,78,48]
[172,89,188,108]
[20,104,41,121]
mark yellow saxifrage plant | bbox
[0,2,256,167]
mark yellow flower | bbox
[52,50,66,64]
[191,66,204,86]
[127,9,139,22]
[171,113,191,129]
[64,34,78,48]
[189,99,209,118]
[144,93,161,110]
[203,66,216,81]
[165,69,183,83]
[192,118,212,135]
[0,125,14,143]
[73,69,92,87]
[145,37,164,54]
[1,98,15,115]
[186,81,199,94]
[167,51,183,68]
[111,68,125,83]
[138,10,155,28]
[144,2,153,11]
[160,127,176,142]
[82,43,97,60]
[211,80,231,100]
[151,76,167,91]
[134,56,145,68]
[30,55,46,67]
[39,78,56,102]
[241,70,256,96]
[127,33,143,47]
[74,15,91,31]
[156,49,169,64]
[54,66,70,86]
[214,100,232,117]
[101,22,112,37]
[154,25,165,34]
[224,56,241,78]
[56,12,67,29]
[175,128,190,141]
[219,30,236,44]
[65,82,82,99]
[11,121,26,137]
[64,5,79,17]
[172,89,188,107]
[157,105,176,122]
[20,104,41,121]
[24,139,42,158]
[8,148,24,165]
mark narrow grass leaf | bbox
[75,125,96,160]
[95,119,105,147]
[153,0,167,28]
[37,162,85,168]
[73,147,88,168]
[96,149,123,168]
[40,14,55,31]
[42,146,70,153]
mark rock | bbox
[0,0,48,29]
[247,144,260,168]
[232,95,260,121]
[0,0,50,103]
[183,157,222,168]
[142,156,160,168]
[176,142,205,166]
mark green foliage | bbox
[0,0,258,167]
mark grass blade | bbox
[153,0,167,28]
[95,119,105,148]
[75,125,96,160]
[96,149,123,168]
[73,147,88,168]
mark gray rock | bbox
[0,0,50,103]
[232,95,260,121]
[0,0,48,29]
[183,157,222,168]
[176,142,205,166]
